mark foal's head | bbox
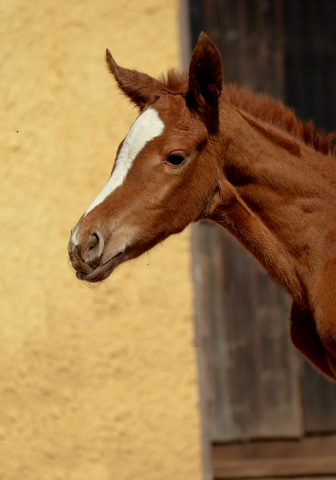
[68,33,224,282]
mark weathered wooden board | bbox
[212,435,336,478]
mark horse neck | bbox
[208,105,336,304]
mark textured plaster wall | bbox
[0,1,202,479]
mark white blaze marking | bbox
[71,228,79,245]
[84,108,164,216]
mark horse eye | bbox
[166,154,185,166]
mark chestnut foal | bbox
[68,33,336,381]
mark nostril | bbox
[88,233,99,251]
[83,231,104,262]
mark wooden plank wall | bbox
[191,0,302,444]
[190,0,336,446]
[285,0,336,132]
[283,0,336,435]
[189,0,336,477]
[190,0,284,98]
[193,224,302,443]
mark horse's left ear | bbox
[106,49,165,110]
[186,32,223,133]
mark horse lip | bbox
[76,251,123,282]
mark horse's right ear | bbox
[106,49,165,110]
[186,33,223,133]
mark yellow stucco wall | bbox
[1,1,202,479]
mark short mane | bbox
[161,69,335,156]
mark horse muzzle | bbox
[68,228,105,273]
